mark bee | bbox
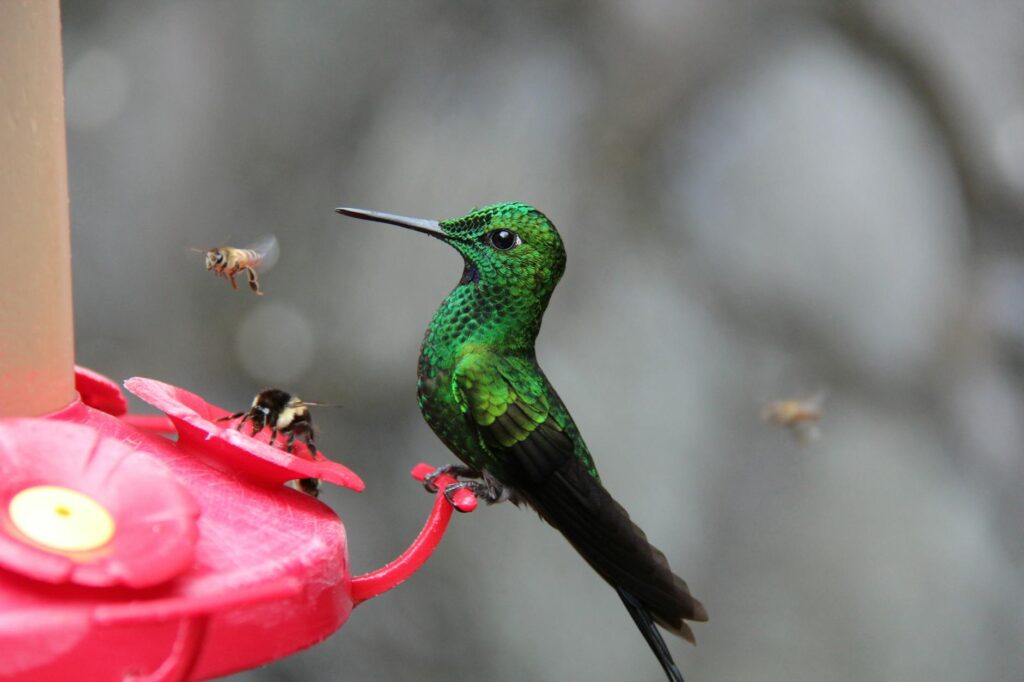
[762,391,826,445]
[195,235,279,295]
[217,388,339,496]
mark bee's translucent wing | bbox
[805,389,829,410]
[793,421,821,446]
[245,235,280,272]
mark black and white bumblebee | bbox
[218,388,337,496]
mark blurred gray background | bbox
[64,1,1024,680]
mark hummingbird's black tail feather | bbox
[514,442,706,674]
[619,588,686,682]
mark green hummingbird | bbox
[336,202,707,681]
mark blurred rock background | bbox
[63,1,1024,680]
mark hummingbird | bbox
[336,202,707,681]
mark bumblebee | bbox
[762,391,826,445]
[197,235,279,295]
[218,388,337,496]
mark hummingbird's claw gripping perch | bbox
[442,482,482,511]
[422,464,454,493]
[444,479,510,508]
[411,463,477,512]
[422,464,479,493]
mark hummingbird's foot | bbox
[442,481,485,511]
[422,464,479,493]
[442,478,509,509]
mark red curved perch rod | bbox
[350,464,477,605]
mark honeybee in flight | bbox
[762,391,826,445]
[195,235,279,295]
[218,388,339,496]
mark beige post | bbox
[0,0,75,416]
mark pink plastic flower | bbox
[74,365,128,416]
[74,366,177,434]
[124,377,365,492]
[0,419,199,588]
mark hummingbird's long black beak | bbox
[335,207,447,240]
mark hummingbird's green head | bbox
[338,202,568,349]
[438,202,566,292]
[336,202,566,296]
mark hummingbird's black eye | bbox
[487,229,521,251]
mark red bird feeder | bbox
[0,370,477,681]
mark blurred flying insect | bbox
[217,388,340,496]
[762,391,826,445]
[194,235,279,295]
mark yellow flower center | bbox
[8,485,115,553]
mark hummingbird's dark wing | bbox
[453,354,708,652]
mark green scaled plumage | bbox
[337,202,707,682]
